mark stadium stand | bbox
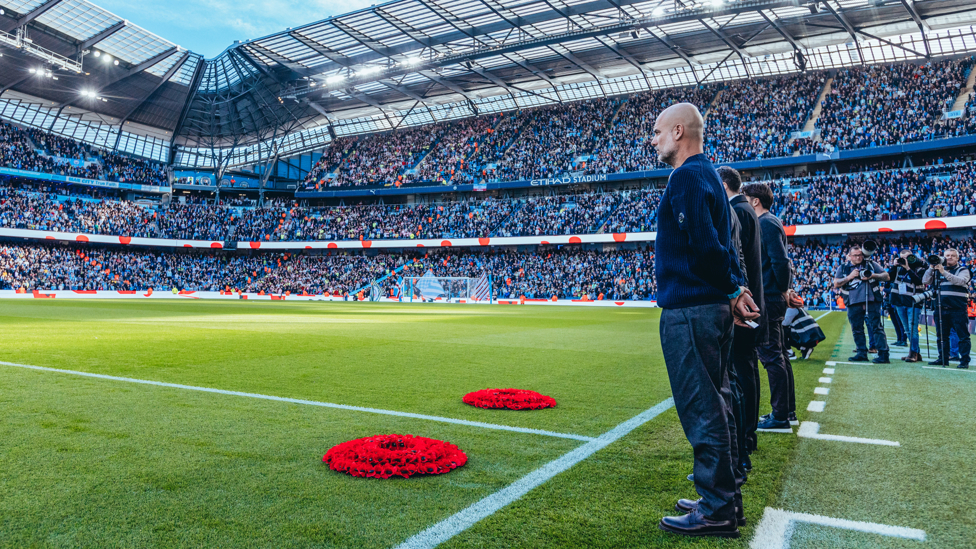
[0,122,167,186]
[816,58,974,151]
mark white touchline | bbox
[814,387,830,395]
[750,507,925,548]
[807,401,825,412]
[393,398,675,549]
[922,366,976,373]
[814,311,832,321]
[0,361,596,442]
[797,422,899,446]
[823,368,835,374]
[818,377,832,383]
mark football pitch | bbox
[0,300,971,548]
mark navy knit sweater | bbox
[655,153,743,309]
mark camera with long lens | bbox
[913,289,937,304]
[928,255,944,266]
[859,263,875,278]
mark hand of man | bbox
[850,269,860,280]
[936,264,945,274]
[731,287,761,328]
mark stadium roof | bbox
[1,0,976,167]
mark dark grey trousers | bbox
[732,325,759,455]
[757,299,795,420]
[661,303,737,520]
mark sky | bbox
[94,0,379,58]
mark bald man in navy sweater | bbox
[652,103,760,539]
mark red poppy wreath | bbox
[323,434,467,479]
[462,388,557,410]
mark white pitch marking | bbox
[807,401,826,412]
[797,422,899,446]
[0,361,596,442]
[823,368,835,374]
[757,427,793,434]
[750,507,925,548]
[826,361,868,366]
[814,387,830,395]
[814,311,833,321]
[922,366,975,373]
[818,377,832,384]
[393,398,675,549]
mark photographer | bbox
[888,250,925,363]
[833,245,890,363]
[922,249,971,369]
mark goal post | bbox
[399,272,493,303]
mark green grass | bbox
[775,319,976,548]
[0,300,905,548]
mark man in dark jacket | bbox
[652,103,760,539]
[741,183,796,431]
[719,167,764,466]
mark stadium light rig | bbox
[0,28,83,74]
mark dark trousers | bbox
[661,304,737,520]
[889,303,906,343]
[757,299,795,420]
[847,301,889,353]
[732,326,760,455]
[936,308,971,364]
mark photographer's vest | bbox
[890,267,925,307]
[938,265,971,310]
[839,262,882,303]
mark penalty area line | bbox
[0,361,595,443]
[394,398,675,549]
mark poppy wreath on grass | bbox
[323,434,467,479]
[462,388,557,410]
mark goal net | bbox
[399,271,492,303]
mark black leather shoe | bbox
[849,353,869,362]
[928,359,948,366]
[675,498,746,526]
[958,363,970,369]
[659,508,740,538]
[757,416,790,430]
[873,352,890,364]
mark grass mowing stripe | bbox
[394,397,675,549]
[0,360,596,442]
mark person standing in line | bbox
[923,248,971,369]
[888,250,925,362]
[833,246,890,363]
[718,166,764,470]
[651,103,760,539]
[741,183,797,431]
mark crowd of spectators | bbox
[481,98,621,181]
[411,116,499,184]
[586,85,718,174]
[773,162,976,225]
[495,193,621,237]
[0,243,657,301]
[705,73,824,162]
[0,122,167,186]
[816,58,972,152]
[10,231,976,305]
[924,162,976,217]
[5,158,976,241]
[293,58,976,189]
[601,189,663,233]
